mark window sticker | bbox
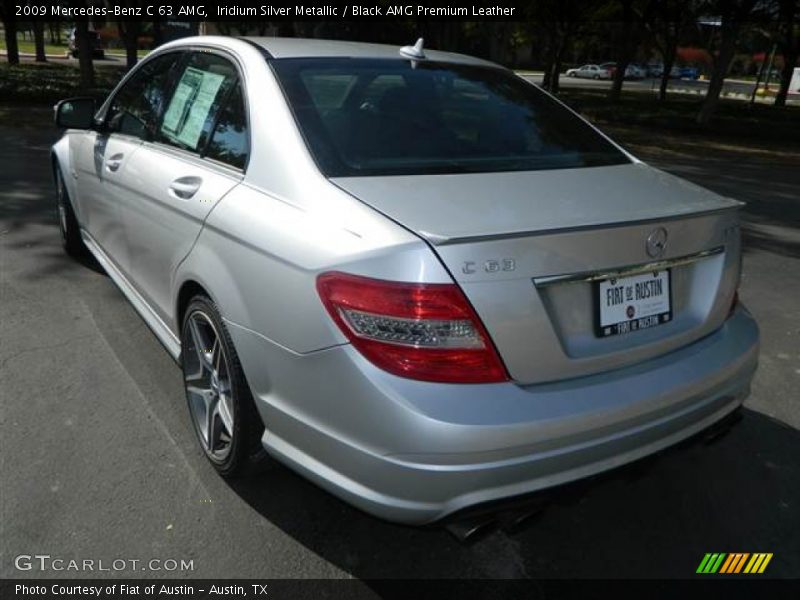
[161,66,226,149]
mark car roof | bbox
[181,36,501,68]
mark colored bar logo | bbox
[697,553,773,574]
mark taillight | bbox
[316,272,508,384]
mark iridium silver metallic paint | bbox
[51,36,759,524]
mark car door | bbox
[73,52,183,273]
[117,51,248,326]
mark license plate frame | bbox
[595,269,672,338]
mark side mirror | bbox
[54,97,96,129]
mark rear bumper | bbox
[230,307,759,525]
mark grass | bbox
[557,88,800,146]
[0,62,126,104]
[2,39,70,56]
[0,34,150,57]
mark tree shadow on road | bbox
[742,224,800,260]
[228,408,799,579]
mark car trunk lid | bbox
[332,163,743,384]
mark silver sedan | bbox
[566,64,612,79]
[51,36,759,525]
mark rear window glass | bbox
[271,58,629,177]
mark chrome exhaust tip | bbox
[444,515,499,543]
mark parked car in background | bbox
[624,64,646,79]
[566,64,612,79]
[599,62,645,80]
[51,36,758,526]
[599,62,617,78]
[647,63,681,79]
[679,67,700,80]
[790,67,800,93]
[67,28,105,59]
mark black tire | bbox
[55,164,85,257]
[593,74,600,80]
[181,295,266,477]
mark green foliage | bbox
[0,63,125,103]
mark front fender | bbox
[51,134,82,223]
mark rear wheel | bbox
[181,295,266,477]
[55,165,85,257]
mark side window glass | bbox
[204,83,249,170]
[106,53,181,140]
[158,52,237,153]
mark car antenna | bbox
[399,38,426,60]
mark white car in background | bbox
[566,64,611,80]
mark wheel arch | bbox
[176,279,213,336]
[50,136,82,222]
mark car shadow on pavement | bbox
[228,407,799,579]
[3,230,108,278]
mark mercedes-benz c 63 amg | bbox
[51,36,759,524]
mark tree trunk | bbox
[550,41,565,95]
[774,47,797,107]
[32,21,46,62]
[541,65,552,90]
[696,26,737,125]
[773,2,797,108]
[152,20,163,47]
[2,2,20,65]
[609,58,629,102]
[541,39,555,90]
[774,0,797,107]
[658,42,678,101]
[76,21,95,89]
[487,23,507,63]
[118,20,140,70]
[126,36,138,70]
[608,0,635,103]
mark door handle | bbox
[105,153,124,172]
[168,176,202,199]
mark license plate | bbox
[596,270,672,337]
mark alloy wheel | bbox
[183,310,236,461]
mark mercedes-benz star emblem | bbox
[646,227,668,258]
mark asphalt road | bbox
[1,113,798,583]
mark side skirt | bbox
[80,230,182,362]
